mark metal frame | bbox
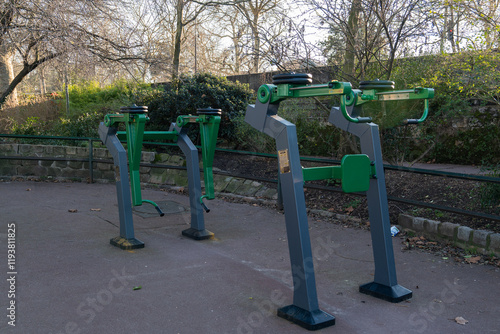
[98,107,221,249]
[244,75,432,329]
[328,105,412,302]
[246,100,336,330]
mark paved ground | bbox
[1,181,499,334]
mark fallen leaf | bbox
[455,316,468,325]
[68,209,78,213]
[345,206,354,214]
[133,286,142,290]
[90,208,101,212]
[26,188,31,191]
[465,256,481,264]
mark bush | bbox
[145,73,253,143]
[65,79,152,115]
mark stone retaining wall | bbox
[1,143,498,257]
[0,143,278,201]
[398,214,500,256]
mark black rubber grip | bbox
[155,206,165,217]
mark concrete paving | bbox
[0,181,499,334]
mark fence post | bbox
[89,138,94,183]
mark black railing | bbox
[1,134,499,223]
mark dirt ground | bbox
[212,151,500,234]
[212,151,500,268]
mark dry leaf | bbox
[345,206,354,214]
[90,208,101,212]
[454,316,468,325]
[465,256,481,264]
[26,188,31,191]
[68,209,78,213]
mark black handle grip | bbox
[155,206,165,217]
[200,201,210,213]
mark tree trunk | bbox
[251,15,260,73]
[343,0,360,81]
[0,46,18,106]
[172,0,184,79]
[39,67,46,95]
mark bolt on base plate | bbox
[110,236,145,250]
[277,305,335,331]
[182,228,214,240]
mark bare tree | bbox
[235,0,280,73]
[0,0,142,107]
[305,0,435,81]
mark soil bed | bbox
[212,151,500,234]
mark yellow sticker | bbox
[278,149,290,174]
[329,88,343,95]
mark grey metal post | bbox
[328,107,412,302]
[98,123,144,249]
[245,101,335,330]
[173,123,214,240]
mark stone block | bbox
[225,178,245,194]
[472,230,491,248]
[100,171,116,181]
[68,161,83,169]
[0,166,16,175]
[44,146,54,155]
[398,214,414,229]
[157,153,170,163]
[168,155,185,166]
[47,167,61,177]
[235,180,262,196]
[18,144,33,154]
[52,146,66,156]
[424,219,440,234]
[55,160,67,168]
[77,147,89,157]
[33,165,48,177]
[140,174,151,183]
[17,166,35,176]
[22,159,38,166]
[412,217,425,232]
[255,186,278,200]
[214,175,233,192]
[140,166,151,174]
[40,160,53,167]
[141,151,155,162]
[66,146,77,155]
[0,144,17,154]
[149,168,168,184]
[97,163,112,171]
[169,170,188,186]
[489,234,500,252]
[438,222,459,239]
[94,148,109,159]
[457,226,472,243]
[33,145,45,154]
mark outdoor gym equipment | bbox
[245,73,433,330]
[98,105,221,250]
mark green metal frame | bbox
[254,77,434,191]
[103,111,220,210]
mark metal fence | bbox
[1,133,499,223]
